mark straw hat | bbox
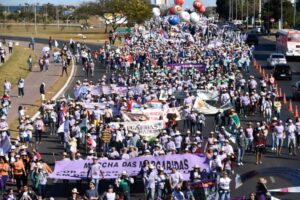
[72,188,79,194]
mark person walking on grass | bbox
[8,40,13,54]
[39,83,46,103]
[62,58,68,77]
[27,55,33,71]
[18,78,25,98]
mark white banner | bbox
[110,120,164,139]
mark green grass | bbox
[0,46,37,95]
[0,25,109,44]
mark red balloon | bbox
[169,6,176,15]
[174,0,184,6]
[193,1,203,10]
[199,5,205,13]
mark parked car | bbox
[246,34,258,45]
[267,53,287,68]
[292,81,300,100]
[273,64,292,80]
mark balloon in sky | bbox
[180,11,190,22]
[169,6,176,15]
[190,12,200,23]
[174,0,184,6]
[174,5,183,14]
[199,5,205,13]
[168,15,180,25]
[152,7,161,17]
[193,0,203,10]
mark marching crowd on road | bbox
[0,17,298,200]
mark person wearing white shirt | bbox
[222,140,234,156]
[218,172,231,200]
[286,119,297,156]
[3,80,11,94]
[87,156,104,192]
[169,168,183,190]
[144,164,156,200]
[17,78,25,97]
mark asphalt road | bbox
[2,35,300,200]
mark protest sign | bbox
[111,86,128,97]
[193,98,233,115]
[193,98,220,115]
[173,90,187,99]
[197,90,219,101]
[90,85,101,96]
[159,90,168,101]
[163,107,183,121]
[142,109,164,121]
[132,84,145,95]
[122,112,149,121]
[101,85,112,95]
[49,154,209,180]
[166,63,206,71]
[109,120,164,139]
[146,101,162,109]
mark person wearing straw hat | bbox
[156,167,168,199]
[34,115,45,145]
[68,188,80,200]
[144,164,156,200]
[218,171,231,200]
[87,156,104,193]
[115,171,134,200]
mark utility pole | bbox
[236,0,238,20]
[258,0,261,26]
[247,0,249,29]
[34,3,37,35]
[254,0,256,26]
[242,0,244,21]
[281,0,283,29]
[56,7,60,29]
[229,0,232,21]
[294,0,296,28]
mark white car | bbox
[267,53,287,68]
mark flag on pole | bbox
[231,113,241,128]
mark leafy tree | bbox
[75,0,152,32]
[216,0,230,20]
[123,0,152,24]
[262,0,293,27]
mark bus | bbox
[276,29,300,57]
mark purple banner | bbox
[166,63,206,71]
[49,154,209,180]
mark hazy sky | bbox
[1,0,216,7]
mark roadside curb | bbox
[31,57,76,121]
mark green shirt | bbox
[119,179,130,193]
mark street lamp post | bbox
[281,0,283,29]
[67,15,73,28]
[294,0,296,28]
[34,3,37,35]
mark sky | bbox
[1,0,216,7]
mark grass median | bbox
[9,60,72,139]
[0,46,37,94]
[1,25,108,44]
